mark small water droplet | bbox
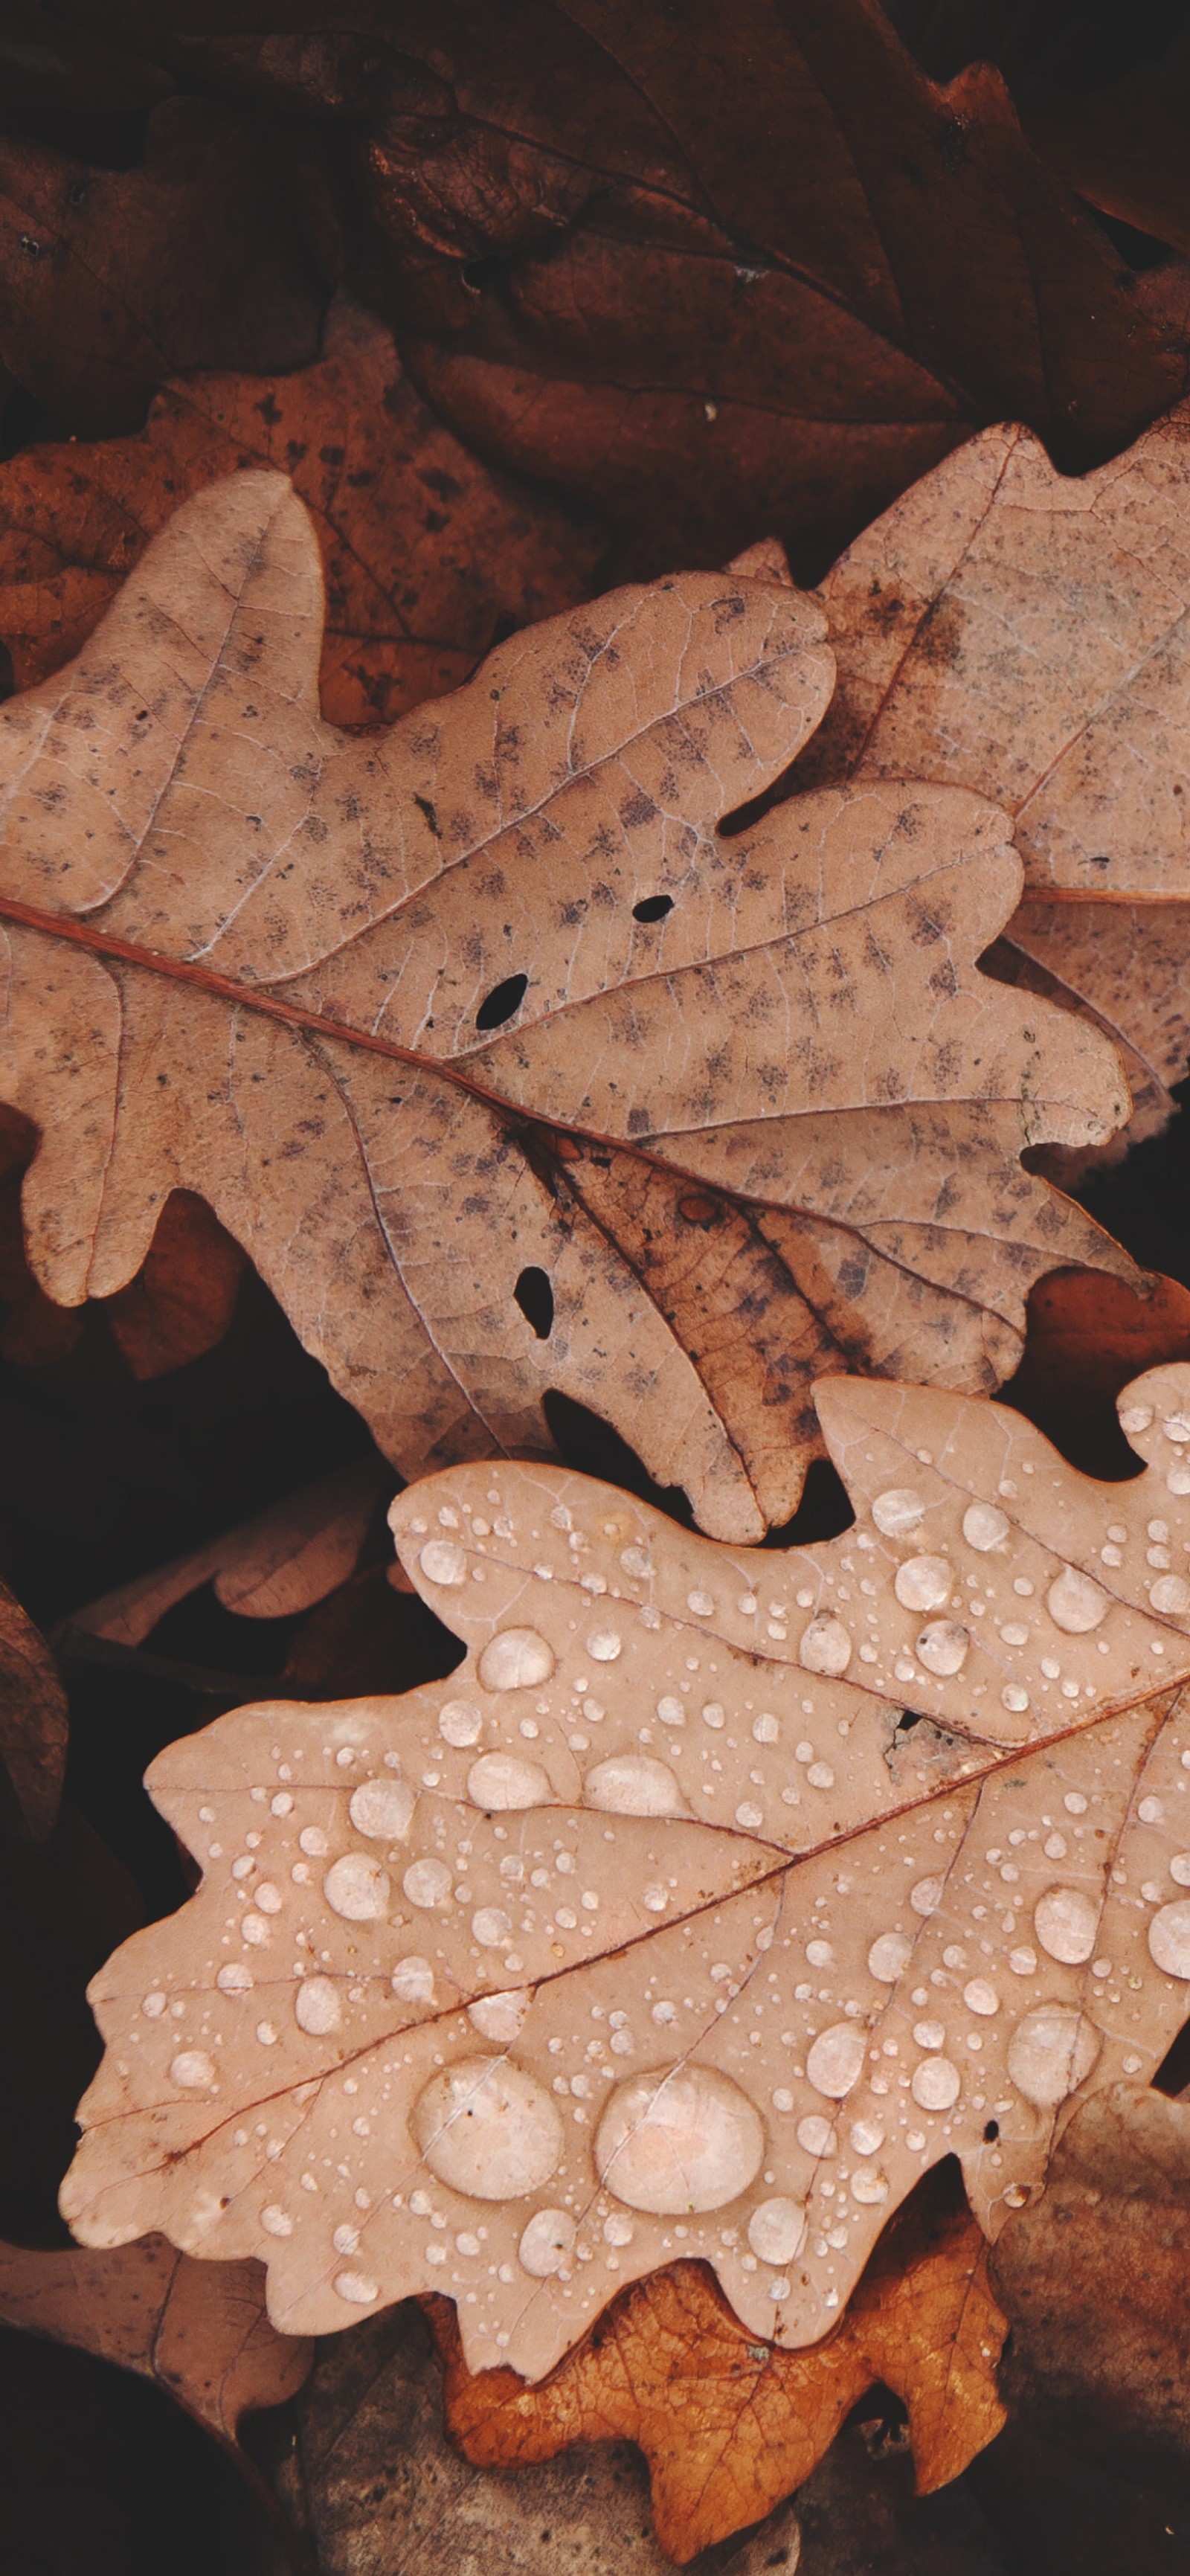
[419,1540,468,1586]
[916,1619,969,1675]
[350,1778,416,1841]
[1046,1567,1109,1634]
[686,1590,714,1617]
[1169,1854,1190,1886]
[260,2205,292,2236]
[867,1932,911,1982]
[518,2208,576,2275]
[796,2115,837,2156]
[585,1754,684,1816]
[324,1854,390,1921]
[141,1991,166,2018]
[962,1503,1010,1551]
[849,2119,884,2155]
[1150,1574,1190,1615]
[295,1976,341,2034]
[798,1616,852,1677]
[478,1628,556,1691]
[851,2167,890,2205]
[216,1965,252,1995]
[911,2057,961,2110]
[403,1857,453,1909]
[805,2024,866,2098]
[910,1877,943,1916]
[596,2064,764,2212]
[170,2051,216,2090]
[747,2197,806,2262]
[467,1752,553,1810]
[439,1700,483,1747]
[603,2210,634,2246]
[586,1628,623,1663]
[468,1988,531,2040]
[1007,2005,1099,2104]
[872,1489,924,1537]
[334,2270,379,2304]
[299,1825,328,1856]
[472,1907,512,1947]
[963,1979,1000,2016]
[1148,1900,1190,1977]
[895,1556,951,1612]
[1034,1886,1099,1965]
[413,2058,564,2198]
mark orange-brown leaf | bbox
[430,2168,1006,2561]
[99,1191,245,1382]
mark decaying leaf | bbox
[0,97,323,436]
[0,472,1139,1539]
[430,2160,1006,2560]
[801,406,1190,1158]
[58,1360,1190,2389]
[0,1573,66,1841]
[0,2233,312,2447]
[0,295,606,728]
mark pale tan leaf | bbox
[0,475,1137,1538]
[59,1362,1190,2384]
[0,2234,312,2443]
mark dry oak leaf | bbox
[0,472,1137,1541]
[0,1573,66,1843]
[429,2162,1007,2560]
[0,293,606,729]
[366,0,1181,575]
[800,403,1190,1164]
[59,1360,1190,2388]
[0,2234,312,2447]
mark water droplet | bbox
[1001,1686,1030,1714]
[806,1761,834,1789]
[1169,1854,1190,1887]
[412,2058,564,2198]
[170,2051,216,2089]
[913,2019,945,2049]
[1006,2006,1099,2105]
[324,1854,390,1921]
[963,1979,1000,2016]
[1148,1900,1190,1978]
[805,2024,866,2098]
[299,1826,328,1857]
[752,1712,779,1744]
[852,2167,890,2204]
[805,1938,834,1968]
[468,1988,531,2041]
[701,1702,726,1728]
[916,1619,969,1675]
[962,1503,1009,1552]
[419,1540,468,1586]
[472,1907,512,1947]
[867,1933,912,1982]
[603,2210,634,2246]
[403,1857,453,1909]
[295,1976,341,2034]
[849,2119,885,2154]
[1034,1886,1099,1965]
[910,1877,943,1916]
[1150,1575,1190,1616]
[467,1752,553,1810]
[478,1628,556,1692]
[872,1489,924,1536]
[334,2271,379,2304]
[911,2057,961,2110]
[798,1616,852,1677]
[585,1754,684,1816]
[141,1991,166,2018]
[747,2197,806,2262]
[1046,1567,1108,1634]
[216,1965,252,1995]
[894,1556,951,1612]
[518,2208,576,2276]
[439,1700,483,1747]
[1139,1795,1164,1823]
[392,1955,435,2003]
[796,2115,837,2155]
[349,1778,416,1841]
[1119,1404,1154,1436]
[260,2204,292,2236]
[620,1546,651,1578]
[1009,1946,1038,1976]
[586,1628,623,1663]
[596,2065,764,2212]
[657,1695,684,1724]
[687,1590,714,1617]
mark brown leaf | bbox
[430,2163,1006,2560]
[57,1361,1190,2383]
[0,1571,66,1841]
[0,474,1137,1539]
[361,0,1180,574]
[0,294,607,728]
[1022,30,1190,263]
[1012,1269,1190,1446]
[802,406,1190,1160]
[0,97,324,436]
[0,2233,312,2447]
[99,1190,246,1381]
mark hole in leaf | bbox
[983,2119,1000,2142]
[475,971,528,1031]
[514,1266,554,1339]
[1154,2013,1190,2097]
[632,893,673,922]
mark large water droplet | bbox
[1007,2005,1099,2105]
[419,1540,468,1586]
[170,2051,216,2090]
[350,1778,416,1841]
[467,1752,553,1811]
[798,1616,852,1677]
[596,2064,764,2212]
[1046,1567,1108,1634]
[403,1857,453,1909]
[324,1854,390,1921]
[894,1556,951,1613]
[911,2056,961,2111]
[295,1976,341,2034]
[867,1932,912,1982]
[439,1700,483,1747]
[916,1619,969,1675]
[872,1488,924,1537]
[1148,1899,1190,1978]
[585,1754,684,1817]
[518,2208,576,2276]
[805,2023,866,2098]
[478,1628,556,1692]
[747,2197,806,2263]
[412,2057,564,2198]
[1034,1886,1099,1965]
[962,1503,1010,1552]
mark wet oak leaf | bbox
[0,295,607,729]
[57,1361,1190,2397]
[428,2167,1007,2559]
[0,473,1137,1539]
[801,405,1190,1162]
[0,2234,312,2446]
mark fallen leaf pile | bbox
[4,10,1190,2570]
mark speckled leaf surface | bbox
[0,474,1137,1538]
[803,409,1190,1155]
[60,1363,1190,2380]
